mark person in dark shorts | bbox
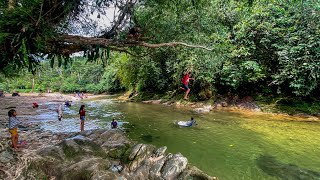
[79,105,86,131]
[180,69,195,100]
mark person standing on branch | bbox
[180,68,195,100]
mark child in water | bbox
[65,101,71,107]
[111,118,118,129]
[79,105,86,131]
[8,109,21,149]
[57,104,63,121]
[188,117,196,126]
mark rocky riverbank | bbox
[138,94,320,121]
[0,93,217,179]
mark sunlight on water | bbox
[39,118,101,133]
[31,98,126,133]
[31,97,320,180]
[108,102,320,180]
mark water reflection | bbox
[26,97,320,179]
[256,155,320,180]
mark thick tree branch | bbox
[57,35,213,51]
[139,42,213,51]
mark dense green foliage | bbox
[124,0,320,97]
[0,56,124,93]
[1,0,320,102]
[231,1,320,96]
[0,0,82,74]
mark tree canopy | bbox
[0,0,213,74]
[1,0,320,98]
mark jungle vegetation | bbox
[0,0,320,113]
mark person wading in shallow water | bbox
[180,68,195,100]
[79,105,86,131]
[57,104,63,121]
[111,118,118,129]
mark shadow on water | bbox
[256,155,320,180]
[139,134,160,143]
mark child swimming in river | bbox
[177,117,196,127]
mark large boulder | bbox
[91,129,130,148]
[62,157,112,180]
[128,144,155,171]
[38,145,65,160]
[59,134,107,159]
[148,155,167,179]
[161,153,188,179]
[21,129,217,180]
[25,157,62,179]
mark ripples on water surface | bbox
[33,97,320,180]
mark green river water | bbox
[67,98,320,180]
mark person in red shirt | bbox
[32,102,39,108]
[180,69,195,100]
[79,105,86,131]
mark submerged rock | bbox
[194,105,213,114]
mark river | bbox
[36,96,320,180]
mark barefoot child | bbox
[79,105,86,131]
[180,68,195,100]
[57,104,63,121]
[8,109,21,149]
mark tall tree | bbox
[0,0,212,74]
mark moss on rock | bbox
[108,143,132,160]
[25,158,62,179]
